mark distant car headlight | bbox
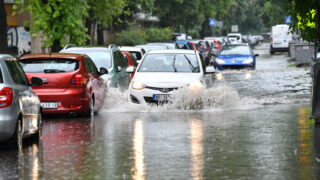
[215,58,225,64]
[188,80,203,90]
[243,58,254,64]
[132,81,145,90]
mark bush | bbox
[146,27,173,42]
[113,29,147,46]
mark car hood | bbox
[217,55,252,63]
[133,73,203,88]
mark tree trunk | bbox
[0,0,8,53]
[97,24,104,45]
[51,39,61,53]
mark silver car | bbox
[0,54,43,148]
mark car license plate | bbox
[41,102,58,109]
[153,94,170,101]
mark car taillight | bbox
[70,74,87,86]
[270,36,273,42]
[0,87,13,108]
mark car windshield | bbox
[64,50,112,69]
[138,53,200,73]
[220,45,251,55]
[20,59,79,73]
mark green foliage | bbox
[261,0,287,27]
[146,28,173,42]
[287,0,320,44]
[14,0,89,48]
[113,29,147,46]
[88,0,127,28]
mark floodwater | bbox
[1,43,319,180]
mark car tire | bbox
[85,97,94,119]
[35,111,42,141]
[270,47,275,55]
[12,118,23,149]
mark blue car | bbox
[214,44,259,70]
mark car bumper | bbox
[0,108,19,142]
[215,63,255,70]
[36,88,90,114]
[129,87,176,104]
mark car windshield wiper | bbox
[184,55,198,72]
[43,69,66,73]
[172,55,177,72]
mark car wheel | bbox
[86,98,94,119]
[14,118,23,149]
[36,111,42,141]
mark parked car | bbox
[135,44,169,52]
[227,33,243,43]
[60,45,131,89]
[0,54,43,148]
[175,40,194,50]
[147,42,177,49]
[122,51,138,78]
[214,44,259,70]
[270,24,293,54]
[126,49,215,104]
[190,40,212,65]
[119,46,145,62]
[19,53,107,117]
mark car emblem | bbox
[161,88,170,93]
[232,60,237,63]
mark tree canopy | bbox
[287,0,320,44]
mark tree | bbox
[287,0,320,44]
[14,0,89,52]
[0,0,8,53]
[85,0,127,45]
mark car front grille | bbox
[145,86,178,93]
[144,97,169,105]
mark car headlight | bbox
[188,80,203,90]
[215,58,225,64]
[243,58,253,64]
[132,81,145,90]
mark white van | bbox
[270,24,293,54]
[227,33,242,43]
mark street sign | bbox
[285,16,292,24]
[217,21,223,28]
[209,18,216,27]
[231,25,238,32]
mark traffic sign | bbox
[285,16,292,24]
[209,18,216,26]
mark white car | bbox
[126,49,215,104]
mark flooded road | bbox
[1,43,319,179]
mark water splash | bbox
[101,86,261,113]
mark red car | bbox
[122,51,138,78]
[19,53,107,117]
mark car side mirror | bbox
[99,67,108,75]
[205,66,216,74]
[254,54,259,57]
[126,66,135,73]
[31,77,43,86]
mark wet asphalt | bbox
[0,43,319,180]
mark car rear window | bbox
[20,59,79,73]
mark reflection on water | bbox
[4,105,320,179]
[190,119,204,180]
[132,119,145,180]
[297,108,313,179]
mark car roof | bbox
[19,53,85,60]
[146,49,196,54]
[119,46,143,52]
[60,47,111,52]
